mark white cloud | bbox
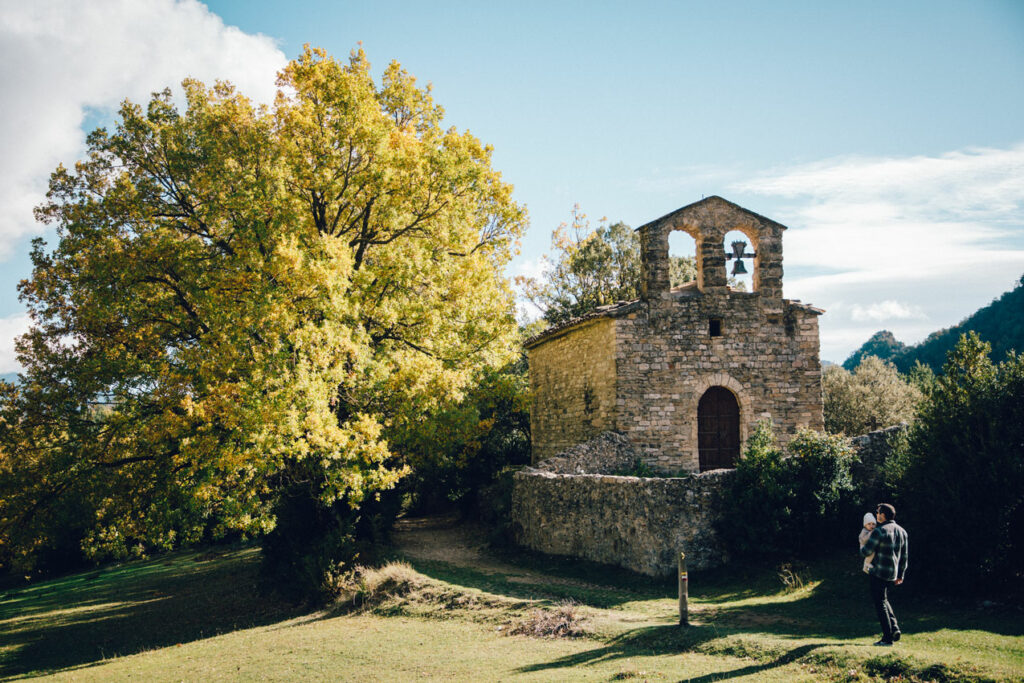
[508,257,547,322]
[0,0,287,258]
[0,312,31,374]
[736,145,1024,281]
[510,256,548,283]
[740,146,1024,225]
[732,144,1024,360]
[850,300,926,323]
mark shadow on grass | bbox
[513,623,827,679]
[407,556,666,609]
[0,546,307,678]
[404,540,840,611]
[703,570,1024,641]
[404,549,1024,644]
[4,530,1019,679]
[679,644,826,683]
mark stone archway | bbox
[689,373,752,470]
[722,227,758,292]
[697,387,740,471]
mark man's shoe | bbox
[892,631,901,642]
[873,640,893,646]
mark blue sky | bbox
[1,0,1022,368]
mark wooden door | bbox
[698,387,740,471]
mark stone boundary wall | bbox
[851,423,908,502]
[511,425,905,578]
[510,467,732,576]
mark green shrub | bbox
[715,422,789,558]
[823,356,922,436]
[611,459,661,478]
[716,422,856,559]
[397,358,531,516]
[786,429,857,548]
[887,333,1024,593]
[259,460,400,605]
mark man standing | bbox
[860,503,909,646]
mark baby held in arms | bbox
[859,512,877,573]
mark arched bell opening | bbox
[723,229,756,292]
[697,386,741,471]
[667,229,698,290]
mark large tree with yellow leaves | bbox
[0,47,525,575]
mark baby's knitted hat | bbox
[863,512,877,526]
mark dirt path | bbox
[391,514,499,568]
[390,515,610,591]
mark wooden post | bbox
[678,550,689,626]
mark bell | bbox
[731,259,748,276]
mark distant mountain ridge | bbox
[843,275,1024,373]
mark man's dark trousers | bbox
[869,575,900,642]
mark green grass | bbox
[1,538,1022,682]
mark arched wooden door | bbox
[698,387,740,471]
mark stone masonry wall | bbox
[511,467,731,575]
[614,295,824,472]
[533,431,641,475]
[511,425,902,578]
[851,423,909,503]
[530,318,617,463]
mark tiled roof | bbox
[524,299,642,349]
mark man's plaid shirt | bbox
[860,520,909,582]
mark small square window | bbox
[709,318,723,337]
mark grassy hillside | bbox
[2,522,1021,682]
[845,275,1024,373]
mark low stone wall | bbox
[510,467,731,576]
[512,425,906,578]
[851,423,908,502]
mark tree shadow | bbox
[703,571,1024,641]
[513,623,827,679]
[5,534,1018,679]
[679,644,826,683]
[404,550,1023,643]
[0,546,308,678]
[406,556,667,609]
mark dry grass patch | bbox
[611,669,664,680]
[507,600,588,639]
[333,563,593,640]
[334,562,517,620]
[340,561,428,608]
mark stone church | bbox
[525,196,825,473]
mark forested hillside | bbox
[843,274,1024,372]
[841,330,905,371]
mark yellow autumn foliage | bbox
[0,46,525,569]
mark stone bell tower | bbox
[639,195,784,307]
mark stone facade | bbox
[528,318,618,461]
[511,465,731,576]
[526,196,825,473]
